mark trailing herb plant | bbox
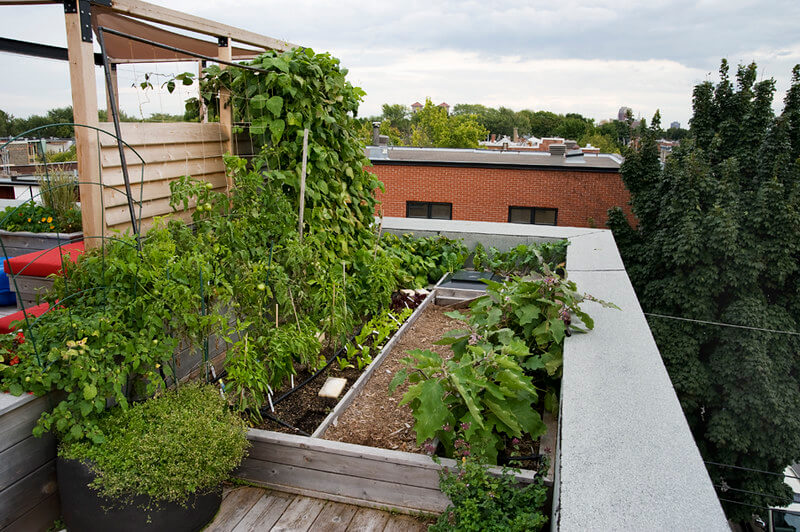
[60,384,248,507]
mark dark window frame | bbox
[507,206,558,226]
[406,201,453,220]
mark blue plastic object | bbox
[0,257,17,306]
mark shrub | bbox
[60,384,249,506]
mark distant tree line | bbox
[1,106,197,140]
[358,101,689,152]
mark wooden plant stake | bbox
[298,128,309,240]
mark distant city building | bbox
[411,101,450,114]
[437,102,450,114]
[618,106,632,122]
[670,121,680,129]
[410,102,423,113]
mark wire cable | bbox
[705,461,800,481]
[714,484,793,503]
[645,313,800,336]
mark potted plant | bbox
[57,383,249,532]
[0,165,82,257]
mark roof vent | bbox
[549,144,566,156]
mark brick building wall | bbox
[369,162,633,228]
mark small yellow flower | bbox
[46,217,53,223]
[26,218,31,222]
[40,217,46,222]
[50,225,54,229]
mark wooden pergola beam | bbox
[108,0,297,51]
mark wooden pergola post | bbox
[65,7,103,247]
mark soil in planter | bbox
[256,348,363,435]
[323,304,463,453]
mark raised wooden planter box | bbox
[0,230,83,258]
[0,393,59,532]
[234,286,558,515]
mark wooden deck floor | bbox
[205,486,433,532]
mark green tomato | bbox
[204,202,212,211]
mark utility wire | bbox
[705,461,800,481]
[718,498,800,517]
[645,313,800,336]
[714,484,793,503]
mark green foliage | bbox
[0,202,81,234]
[0,106,74,138]
[391,266,614,463]
[608,60,800,521]
[431,456,548,532]
[36,165,79,220]
[380,233,468,288]
[60,384,249,505]
[338,307,412,370]
[45,145,77,163]
[471,241,568,277]
[410,99,487,149]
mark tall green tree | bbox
[410,99,487,149]
[607,61,800,522]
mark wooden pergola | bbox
[0,0,298,242]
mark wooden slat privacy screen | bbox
[97,121,229,234]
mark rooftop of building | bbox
[366,145,623,171]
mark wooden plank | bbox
[107,0,297,51]
[1,492,60,532]
[97,122,229,147]
[382,514,430,532]
[312,292,435,437]
[205,486,263,532]
[102,172,227,207]
[246,437,442,490]
[0,434,55,492]
[101,157,226,187]
[231,490,293,532]
[104,195,197,227]
[345,508,390,532]
[0,459,58,529]
[0,395,48,451]
[235,458,449,514]
[100,141,226,168]
[309,501,358,532]
[247,431,450,473]
[108,209,194,234]
[270,495,326,532]
[65,9,103,245]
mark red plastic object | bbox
[3,241,84,278]
[0,302,50,334]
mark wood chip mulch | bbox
[322,304,464,453]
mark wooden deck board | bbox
[212,485,434,532]
[232,491,293,532]
[308,501,358,531]
[270,495,326,532]
[345,508,391,532]
[206,487,264,532]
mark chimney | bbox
[513,128,519,143]
[372,122,381,146]
[502,142,509,151]
[549,144,566,157]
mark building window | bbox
[406,201,452,220]
[508,206,558,226]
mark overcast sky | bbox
[2,1,799,127]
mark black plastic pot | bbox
[57,457,222,532]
